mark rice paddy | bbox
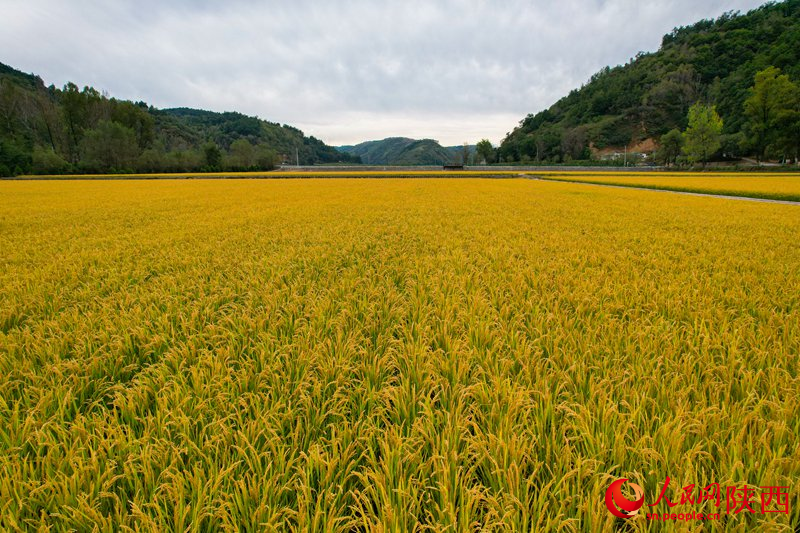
[14,169,800,202]
[535,173,800,202]
[0,178,798,531]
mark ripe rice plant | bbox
[11,170,800,203]
[536,173,800,202]
[0,179,798,531]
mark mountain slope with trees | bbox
[498,0,800,164]
[0,62,359,176]
[338,138,475,166]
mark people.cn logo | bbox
[606,479,645,519]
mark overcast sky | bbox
[1,0,768,146]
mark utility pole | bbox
[624,144,628,168]
[295,146,300,167]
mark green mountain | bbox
[0,62,359,176]
[338,137,474,165]
[499,0,800,163]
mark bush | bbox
[31,146,70,174]
[0,140,32,176]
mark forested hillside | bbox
[338,138,474,165]
[498,0,800,164]
[0,63,359,176]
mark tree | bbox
[656,129,683,166]
[461,142,471,166]
[719,132,746,160]
[60,83,104,162]
[80,120,139,171]
[0,80,22,137]
[683,103,723,167]
[111,100,154,150]
[776,108,800,164]
[31,146,69,174]
[561,127,589,160]
[774,82,800,164]
[743,67,797,162]
[203,142,222,170]
[32,88,64,154]
[254,144,279,170]
[518,135,536,161]
[475,139,494,164]
[229,138,255,169]
[643,65,701,133]
[0,139,32,176]
[136,142,168,173]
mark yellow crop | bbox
[14,170,800,202]
[1,179,798,531]
[16,170,520,179]
[537,173,800,201]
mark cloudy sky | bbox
[1,0,768,146]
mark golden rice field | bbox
[535,173,800,202]
[0,178,798,532]
[18,169,800,202]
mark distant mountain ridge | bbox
[338,137,476,165]
[152,107,356,166]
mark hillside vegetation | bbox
[0,63,359,176]
[498,0,800,164]
[337,137,474,166]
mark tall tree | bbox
[203,142,222,170]
[32,88,63,153]
[61,83,97,162]
[0,80,22,137]
[229,138,255,168]
[776,100,800,164]
[683,103,723,167]
[643,65,701,133]
[656,129,683,166]
[561,127,588,160]
[743,67,796,162]
[254,144,279,170]
[461,142,471,166]
[475,139,494,164]
[111,100,154,150]
[80,120,139,171]
[774,77,800,164]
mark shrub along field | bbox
[0,179,798,531]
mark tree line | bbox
[0,64,359,176]
[476,68,800,168]
[652,67,800,167]
[494,0,800,166]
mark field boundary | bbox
[0,174,524,181]
[4,168,800,181]
[530,176,800,205]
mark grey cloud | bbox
[1,0,768,145]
